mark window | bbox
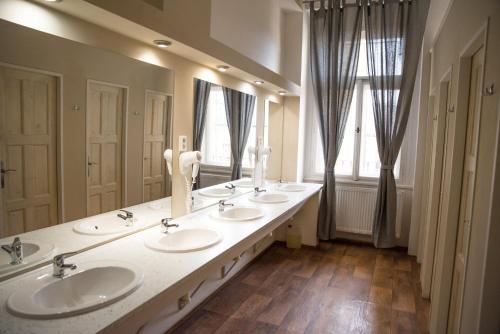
[305,38,400,180]
[201,85,257,169]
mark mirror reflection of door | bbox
[143,91,172,202]
[86,81,125,216]
[0,66,58,237]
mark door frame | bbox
[85,79,128,215]
[429,21,488,334]
[0,62,64,231]
[142,89,173,202]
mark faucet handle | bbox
[53,252,78,278]
[160,218,178,233]
[161,217,172,225]
[53,251,78,264]
[119,209,133,218]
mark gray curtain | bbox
[365,0,429,248]
[310,0,362,241]
[193,79,212,189]
[222,87,256,180]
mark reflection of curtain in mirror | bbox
[193,79,212,189]
[222,88,256,180]
[310,0,362,241]
[366,0,429,248]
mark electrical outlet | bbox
[179,135,187,152]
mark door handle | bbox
[0,160,16,189]
[87,162,98,166]
[0,169,16,174]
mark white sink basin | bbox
[7,260,143,319]
[0,239,55,275]
[73,217,142,236]
[249,193,289,204]
[145,228,222,253]
[211,206,264,221]
[275,183,306,192]
[199,187,239,198]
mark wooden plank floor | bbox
[171,241,430,334]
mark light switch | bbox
[179,135,187,152]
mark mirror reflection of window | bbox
[242,110,257,169]
[200,85,257,169]
[201,86,231,167]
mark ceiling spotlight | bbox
[217,65,230,72]
[278,91,287,96]
[254,80,264,85]
[153,40,172,48]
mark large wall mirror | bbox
[189,79,285,211]
[0,20,174,280]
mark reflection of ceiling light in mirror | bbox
[278,91,287,96]
[153,40,172,48]
[217,65,230,72]
[254,80,264,85]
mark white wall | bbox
[281,11,303,84]
[210,0,302,84]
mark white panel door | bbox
[143,92,170,202]
[447,47,484,333]
[0,66,58,236]
[87,81,124,216]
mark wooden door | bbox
[421,79,450,297]
[87,81,124,216]
[0,66,58,236]
[143,92,170,201]
[447,47,484,333]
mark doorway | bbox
[0,65,58,236]
[86,80,126,216]
[143,91,172,202]
[447,46,484,333]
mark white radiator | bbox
[336,186,404,238]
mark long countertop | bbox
[0,182,322,334]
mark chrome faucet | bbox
[117,209,134,227]
[1,237,23,265]
[254,187,267,196]
[219,200,234,212]
[53,252,77,278]
[225,183,236,194]
[161,218,179,234]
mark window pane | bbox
[311,86,357,177]
[201,86,231,167]
[357,38,368,77]
[359,83,400,178]
[242,107,257,168]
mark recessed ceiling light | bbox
[278,91,287,96]
[254,80,264,85]
[217,65,230,72]
[153,40,172,48]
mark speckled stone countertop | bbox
[0,183,321,334]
